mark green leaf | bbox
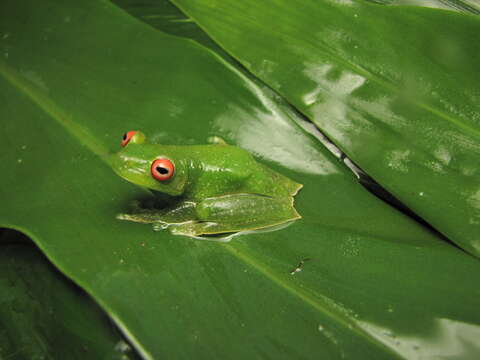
[0,229,138,360]
[1,0,480,359]
[112,0,221,49]
[172,0,480,258]
[363,0,480,14]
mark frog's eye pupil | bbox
[156,166,169,175]
[122,133,127,141]
[151,158,175,181]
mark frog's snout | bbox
[110,153,134,178]
[110,151,150,187]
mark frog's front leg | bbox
[170,194,300,236]
[117,200,196,226]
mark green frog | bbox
[111,130,302,237]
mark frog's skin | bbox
[111,131,302,237]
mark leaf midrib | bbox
[0,60,109,161]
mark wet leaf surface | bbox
[1,0,480,358]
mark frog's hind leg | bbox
[258,163,303,196]
[170,194,300,236]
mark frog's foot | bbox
[171,194,300,236]
[207,136,228,145]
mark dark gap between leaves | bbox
[0,228,142,360]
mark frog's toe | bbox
[152,222,170,232]
[207,136,227,145]
[116,213,130,221]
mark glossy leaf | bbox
[364,0,480,14]
[1,0,480,359]
[0,229,138,360]
[172,0,480,258]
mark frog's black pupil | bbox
[123,133,127,141]
[156,166,169,175]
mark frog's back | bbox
[182,144,301,199]
[180,144,255,198]
[190,144,255,177]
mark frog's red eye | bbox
[151,158,175,181]
[121,131,137,147]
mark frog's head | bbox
[111,131,187,196]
